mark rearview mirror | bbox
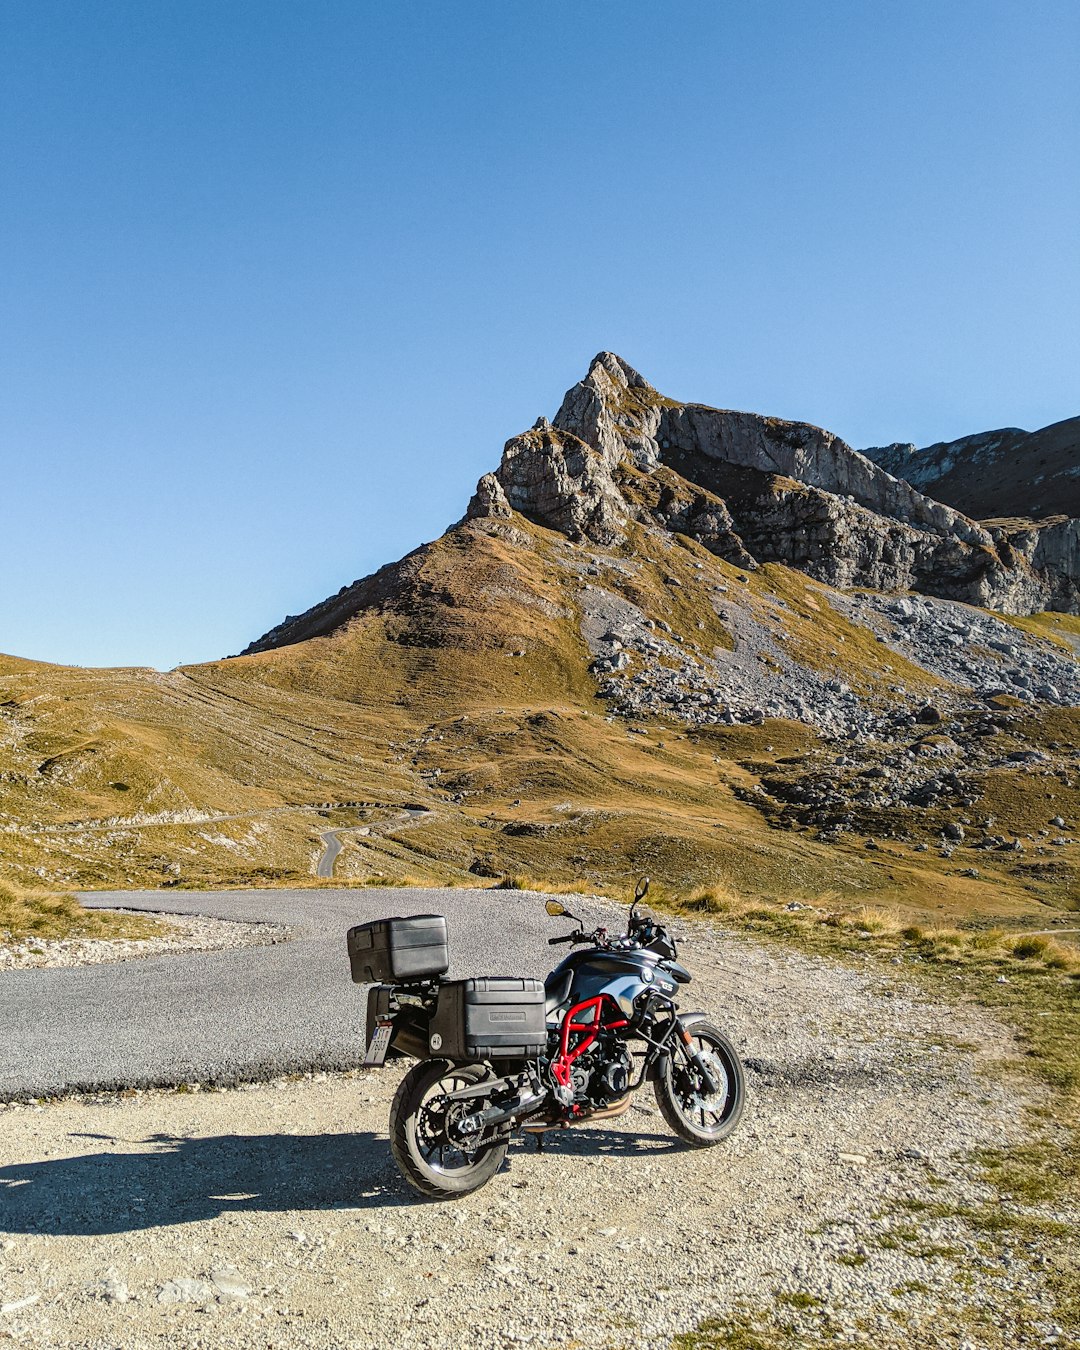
[634,876,651,902]
[545,900,568,917]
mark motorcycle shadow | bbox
[0,1125,687,1237]
[519,1125,680,1157]
[0,1129,415,1237]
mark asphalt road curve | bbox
[315,830,346,878]
[0,888,615,1101]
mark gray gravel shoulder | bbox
[0,907,1072,1349]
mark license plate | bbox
[363,1022,393,1067]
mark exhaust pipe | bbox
[522,1092,633,1132]
[582,1092,633,1122]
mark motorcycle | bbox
[346,879,745,1199]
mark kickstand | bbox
[534,1132,545,1153]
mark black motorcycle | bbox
[347,880,745,1199]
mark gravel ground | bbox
[0,920,1070,1350]
[0,912,289,971]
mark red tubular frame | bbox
[550,995,629,1097]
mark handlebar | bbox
[549,927,615,949]
[547,918,674,955]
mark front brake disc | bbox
[690,1050,729,1115]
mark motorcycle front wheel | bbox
[389,1060,508,1199]
[655,1020,744,1146]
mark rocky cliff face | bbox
[471,353,1080,617]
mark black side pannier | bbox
[347,914,449,984]
[429,977,547,1060]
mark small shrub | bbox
[854,906,898,935]
[683,883,741,915]
[775,1290,821,1310]
[1013,935,1051,960]
[1039,939,1077,971]
[970,927,1006,950]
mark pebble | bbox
[89,1274,130,1304]
[0,1293,40,1314]
[157,1278,212,1304]
[210,1268,250,1300]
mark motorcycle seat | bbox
[544,970,573,1017]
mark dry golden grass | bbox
[651,877,1080,979]
[851,904,899,934]
[996,609,1080,653]
[0,877,166,943]
[488,874,617,898]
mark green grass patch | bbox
[774,1291,822,1311]
[674,1318,796,1350]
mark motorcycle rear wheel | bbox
[390,1060,508,1199]
[655,1020,744,1146]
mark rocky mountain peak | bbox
[862,429,1028,496]
[469,356,1080,617]
[244,359,1080,664]
[551,351,663,473]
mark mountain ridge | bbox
[3,356,1078,922]
[863,415,1080,521]
[245,353,1080,657]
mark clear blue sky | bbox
[2,1,1077,670]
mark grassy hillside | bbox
[2,512,1076,933]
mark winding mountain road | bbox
[0,887,612,1100]
[314,807,431,877]
[315,830,351,877]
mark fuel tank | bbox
[545,947,682,1018]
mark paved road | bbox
[315,808,430,877]
[0,888,614,1100]
[315,830,348,877]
